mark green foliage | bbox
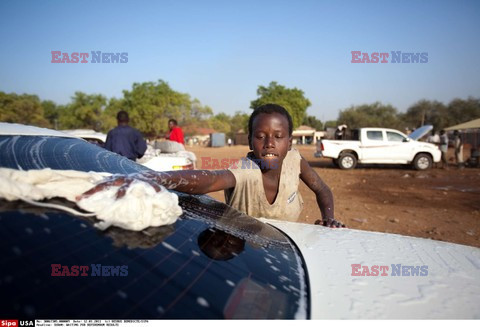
[187,99,213,123]
[2,82,478,140]
[229,111,249,137]
[302,115,323,130]
[250,81,311,129]
[401,98,480,131]
[447,97,480,126]
[401,99,449,130]
[0,92,50,127]
[208,114,231,135]
[119,80,213,137]
[101,97,123,132]
[324,120,338,129]
[41,100,60,128]
[338,102,401,129]
[205,111,250,139]
[58,92,107,130]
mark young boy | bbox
[82,104,344,227]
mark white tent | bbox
[445,118,480,131]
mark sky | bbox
[0,0,479,121]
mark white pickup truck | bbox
[315,125,441,170]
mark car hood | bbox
[408,125,433,141]
[262,218,480,319]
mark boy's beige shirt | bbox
[224,148,303,221]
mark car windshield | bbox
[0,135,309,319]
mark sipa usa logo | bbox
[51,51,128,63]
[351,51,428,63]
[0,321,32,327]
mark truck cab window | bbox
[366,131,383,141]
[386,132,405,142]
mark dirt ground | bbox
[186,144,480,248]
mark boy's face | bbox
[249,112,292,170]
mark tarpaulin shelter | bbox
[445,118,480,131]
[445,118,480,147]
[445,118,480,166]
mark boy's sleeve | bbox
[227,159,244,185]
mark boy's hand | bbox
[314,218,346,228]
[76,172,163,201]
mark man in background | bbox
[427,129,440,145]
[439,130,449,169]
[427,129,441,168]
[453,130,464,169]
[335,124,348,140]
[105,110,147,161]
[166,119,184,144]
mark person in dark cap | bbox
[105,110,147,161]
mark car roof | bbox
[61,129,107,143]
[0,122,80,139]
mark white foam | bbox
[0,167,182,231]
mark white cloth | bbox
[0,168,182,231]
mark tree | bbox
[0,92,49,127]
[120,80,212,137]
[402,99,449,130]
[447,97,480,125]
[187,99,213,123]
[229,111,249,138]
[208,113,231,135]
[302,115,323,130]
[324,120,338,129]
[250,81,311,129]
[337,102,401,129]
[42,100,60,129]
[102,97,124,132]
[58,92,107,130]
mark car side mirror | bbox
[403,138,410,142]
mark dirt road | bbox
[187,144,480,248]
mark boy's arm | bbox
[299,157,345,228]
[79,169,236,199]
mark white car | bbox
[0,122,479,319]
[61,128,195,171]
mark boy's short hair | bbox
[248,103,293,137]
[168,119,178,125]
[116,110,129,123]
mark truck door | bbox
[360,130,389,162]
[385,131,411,162]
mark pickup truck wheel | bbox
[413,153,432,170]
[338,153,357,170]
